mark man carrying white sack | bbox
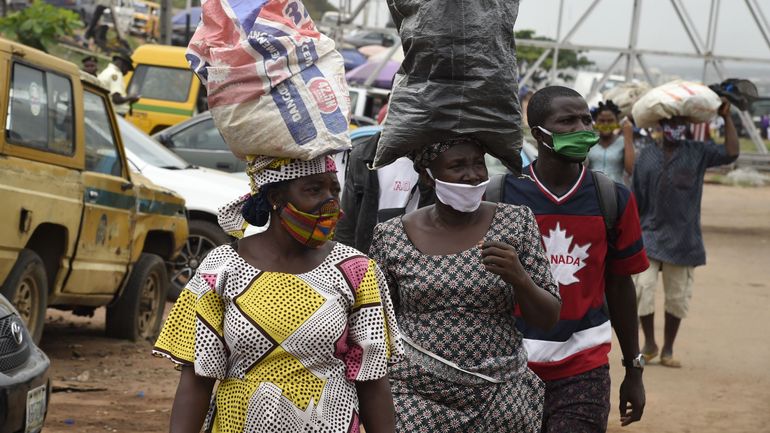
[632,96,739,369]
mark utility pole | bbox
[550,0,565,82]
[159,0,172,45]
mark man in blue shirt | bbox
[632,98,739,368]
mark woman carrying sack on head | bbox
[153,155,404,433]
[368,138,562,433]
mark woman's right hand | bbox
[480,241,532,288]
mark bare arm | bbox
[622,120,636,175]
[605,272,645,426]
[356,376,396,433]
[169,366,216,433]
[112,92,140,105]
[719,99,740,158]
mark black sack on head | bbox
[708,78,759,112]
[374,0,523,174]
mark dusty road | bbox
[39,183,770,433]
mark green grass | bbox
[739,137,770,153]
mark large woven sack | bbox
[373,0,522,171]
[631,80,722,128]
[186,0,351,160]
[603,82,651,119]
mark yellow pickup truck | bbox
[0,38,188,342]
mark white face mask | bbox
[426,169,490,213]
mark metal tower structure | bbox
[516,0,770,153]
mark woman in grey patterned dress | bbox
[368,138,561,432]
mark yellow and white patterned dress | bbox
[153,243,403,433]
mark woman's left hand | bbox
[480,241,530,287]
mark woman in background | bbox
[588,100,635,184]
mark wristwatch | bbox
[622,354,645,369]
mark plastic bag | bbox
[186,0,351,160]
[603,82,651,119]
[374,0,522,171]
[631,80,722,128]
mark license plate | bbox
[25,384,47,433]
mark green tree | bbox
[515,29,594,71]
[304,0,337,21]
[0,0,82,52]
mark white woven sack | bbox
[631,80,722,128]
[603,82,651,119]
[186,0,351,160]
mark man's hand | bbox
[129,94,142,104]
[618,368,645,426]
[718,96,732,119]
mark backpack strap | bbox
[591,170,619,244]
[485,174,507,203]
[592,170,619,321]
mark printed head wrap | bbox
[218,155,337,238]
[410,136,484,171]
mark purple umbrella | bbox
[345,60,400,89]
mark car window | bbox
[5,62,75,155]
[127,65,192,103]
[170,118,228,151]
[118,117,188,169]
[83,91,123,176]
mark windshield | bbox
[117,117,189,169]
[127,65,192,103]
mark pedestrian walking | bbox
[587,100,636,184]
[369,137,561,432]
[153,155,404,433]
[336,131,424,253]
[632,98,739,368]
[496,86,649,432]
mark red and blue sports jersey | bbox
[504,164,649,381]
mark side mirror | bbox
[157,134,173,148]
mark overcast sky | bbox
[347,0,770,84]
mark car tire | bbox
[1,249,48,344]
[106,253,168,342]
[167,219,230,301]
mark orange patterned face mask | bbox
[279,199,343,248]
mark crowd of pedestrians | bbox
[141,1,740,431]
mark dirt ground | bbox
[38,183,770,433]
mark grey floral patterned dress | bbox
[369,203,560,433]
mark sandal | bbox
[642,347,659,363]
[660,355,682,368]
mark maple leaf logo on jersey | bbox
[542,223,591,286]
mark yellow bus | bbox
[124,44,205,134]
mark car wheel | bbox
[106,253,168,341]
[1,249,48,344]
[167,220,230,301]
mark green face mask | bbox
[536,126,600,160]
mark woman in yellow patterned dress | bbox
[153,155,404,433]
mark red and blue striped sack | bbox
[186,0,352,160]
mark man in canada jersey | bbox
[501,86,650,432]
